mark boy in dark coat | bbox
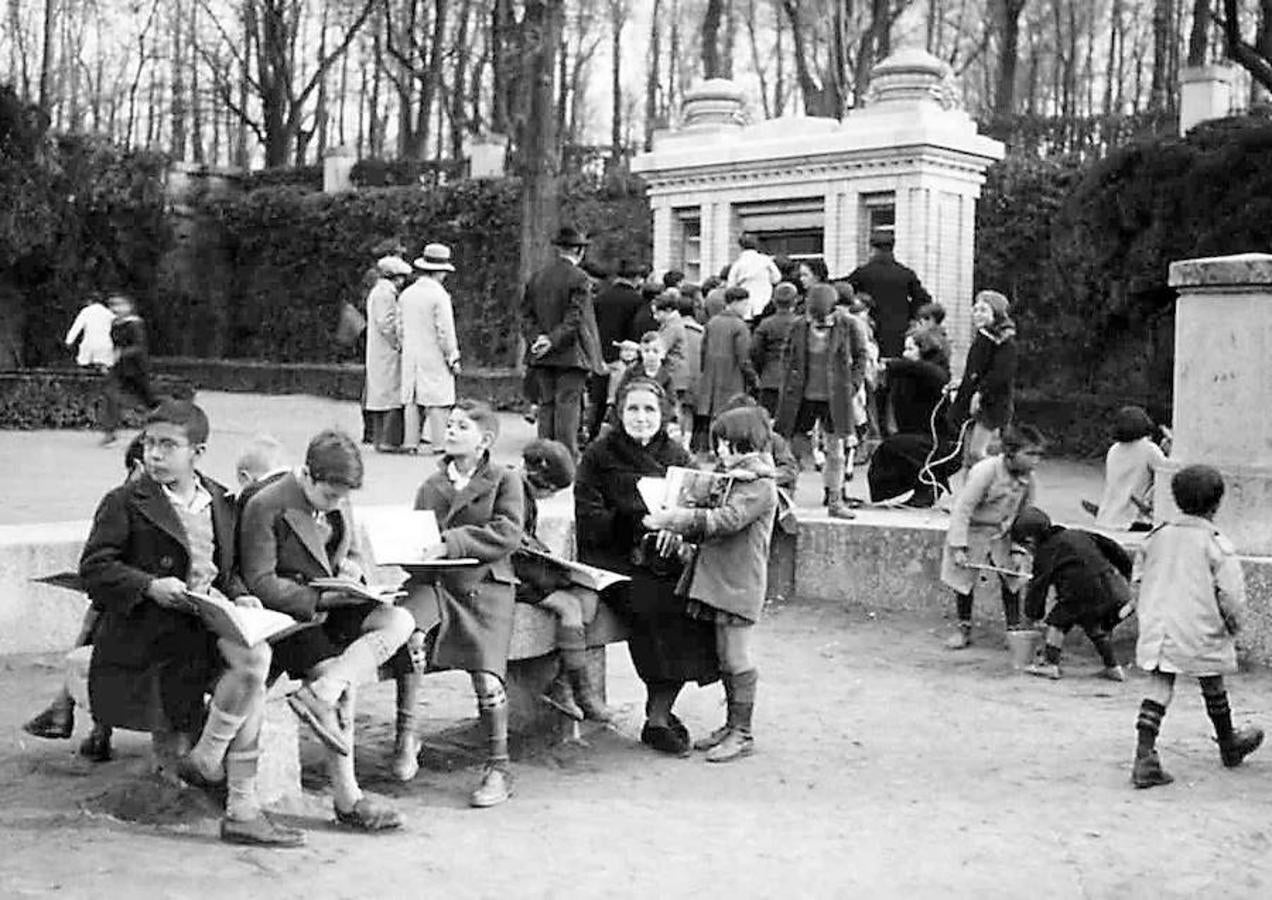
[239,429,412,830]
[696,287,758,447]
[81,401,301,847]
[403,401,525,807]
[1011,507,1131,681]
[751,282,798,418]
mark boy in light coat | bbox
[1127,464,1262,788]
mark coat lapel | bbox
[443,462,497,527]
[276,475,334,575]
[203,475,237,578]
[131,475,189,551]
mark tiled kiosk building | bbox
[633,48,1005,372]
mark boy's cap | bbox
[613,339,641,353]
[522,439,575,492]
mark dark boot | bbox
[706,670,756,763]
[24,696,75,740]
[565,662,615,724]
[1221,727,1264,768]
[1000,584,1021,629]
[694,674,737,752]
[79,722,113,762]
[1131,750,1174,788]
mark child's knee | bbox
[376,606,416,647]
[541,590,585,628]
[220,638,271,682]
[717,626,754,673]
[470,671,505,701]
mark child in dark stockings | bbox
[1009,506,1131,681]
[1128,464,1262,789]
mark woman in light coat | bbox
[365,256,412,450]
[400,243,461,452]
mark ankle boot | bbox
[79,722,113,762]
[566,663,615,724]
[1221,726,1264,768]
[706,670,756,763]
[1131,749,1174,788]
[694,674,737,752]
[24,696,75,740]
[393,675,421,781]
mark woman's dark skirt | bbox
[602,574,720,687]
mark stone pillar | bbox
[1179,65,1238,136]
[651,202,674,275]
[323,146,357,194]
[1160,253,1272,554]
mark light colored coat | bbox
[1095,437,1165,530]
[1135,516,1245,676]
[664,454,778,623]
[399,274,459,407]
[364,277,402,410]
[65,302,115,367]
[940,455,1034,594]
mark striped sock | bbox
[1203,687,1234,745]
[1136,699,1166,757]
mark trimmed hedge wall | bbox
[0,368,195,429]
[152,357,526,410]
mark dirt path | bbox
[4,603,1272,899]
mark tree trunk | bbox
[190,0,204,163]
[490,0,515,135]
[38,0,56,114]
[609,0,624,162]
[645,0,662,150]
[1187,0,1210,66]
[1150,0,1173,110]
[994,0,1027,115]
[702,0,724,77]
[170,0,186,160]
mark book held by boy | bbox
[308,578,408,603]
[358,508,480,568]
[516,548,630,592]
[637,466,734,513]
[184,590,307,648]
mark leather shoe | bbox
[24,703,74,740]
[79,725,113,762]
[335,795,404,831]
[221,814,306,847]
[640,721,690,757]
[469,764,513,808]
[288,686,351,756]
[176,755,227,803]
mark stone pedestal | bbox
[1179,65,1239,136]
[1162,253,1272,555]
[323,146,356,194]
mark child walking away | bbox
[514,438,614,723]
[403,400,524,807]
[1084,405,1167,532]
[642,407,778,762]
[941,424,1044,649]
[696,287,758,453]
[1128,464,1262,789]
[1009,506,1131,681]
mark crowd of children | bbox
[23,237,1266,849]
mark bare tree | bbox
[995,0,1028,115]
[607,0,627,164]
[1222,0,1272,92]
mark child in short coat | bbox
[643,406,778,762]
[401,400,525,807]
[941,424,1044,649]
[1126,464,1262,789]
[1010,506,1132,681]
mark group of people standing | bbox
[65,293,157,446]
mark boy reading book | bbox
[79,401,302,847]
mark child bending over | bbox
[1128,464,1262,789]
[1010,506,1131,681]
[643,406,778,762]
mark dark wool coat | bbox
[574,429,719,685]
[411,458,525,677]
[1023,526,1134,624]
[81,472,245,733]
[238,471,365,622]
[751,308,798,391]
[594,280,646,362]
[846,253,932,357]
[774,312,866,438]
[949,328,1017,431]
[697,307,757,417]
[885,356,950,437]
[520,256,603,372]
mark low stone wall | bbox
[7,506,1272,665]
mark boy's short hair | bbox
[679,282,702,301]
[641,278,664,300]
[236,434,287,480]
[915,301,946,325]
[640,331,664,347]
[305,429,363,489]
[832,280,855,307]
[453,399,501,443]
[124,433,147,472]
[724,286,750,305]
[1172,464,1225,516]
[738,233,759,251]
[710,406,772,454]
[1000,423,1046,455]
[522,439,575,492]
[145,400,210,445]
[675,292,698,316]
[1009,506,1053,545]
[1111,405,1156,443]
[654,291,680,312]
[614,338,641,356]
[662,269,685,289]
[772,282,798,308]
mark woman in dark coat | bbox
[575,377,719,755]
[948,289,1018,468]
[868,330,958,507]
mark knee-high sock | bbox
[1136,699,1167,757]
[224,750,262,822]
[955,592,974,624]
[312,633,395,704]
[1201,676,1234,745]
[1000,583,1020,628]
[396,673,421,739]
[328,688,362,811]
[728,669,758,735]
[474,677,509,764]
[557,623,588,671]
[187,704,247,779]
[1086,630,1117,668]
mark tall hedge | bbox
[976,115,1272,407]
[193,174,650,367]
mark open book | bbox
[359,508,479,568]
[184,590,306,648]
[516,548,629,592]
[309,578,406,603]
[638,466,734,513]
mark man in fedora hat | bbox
[587,257,646,439]
[400,243,461,453]
[520,225,604,457]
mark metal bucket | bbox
[1006,629,1041,670]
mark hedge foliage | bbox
[976,116,1272,405]
[194,174,650,366]
[0,369,195,429]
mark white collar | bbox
[162,479,212,514]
